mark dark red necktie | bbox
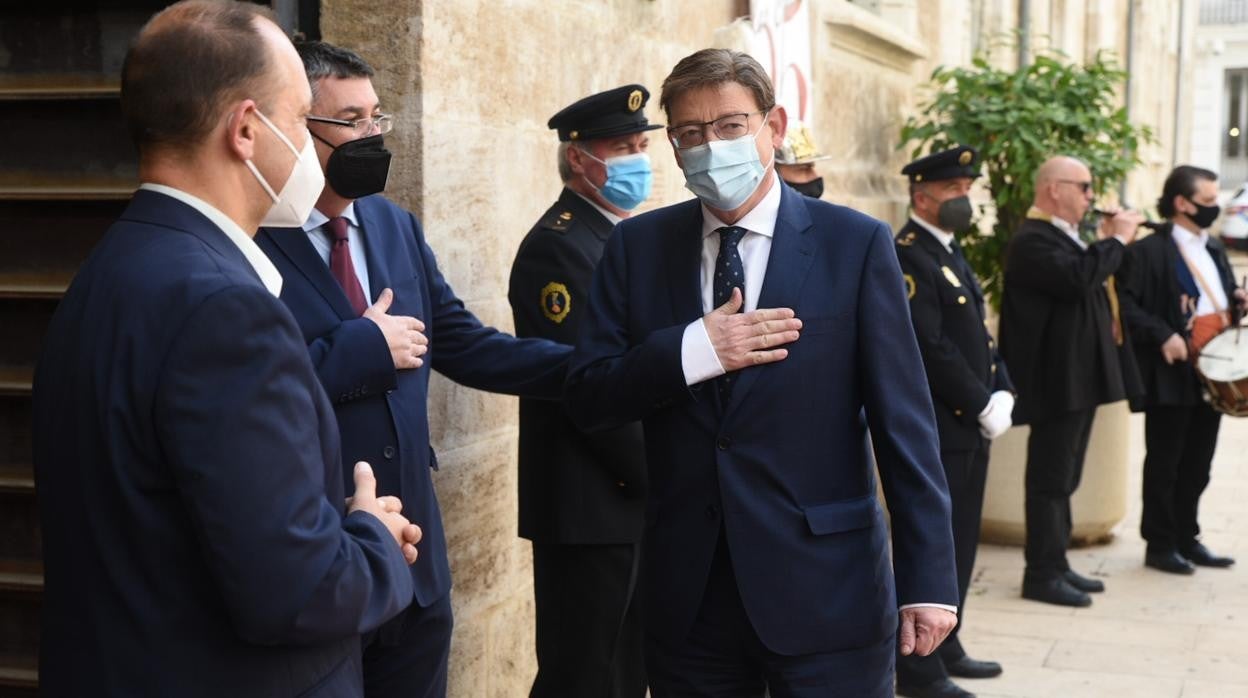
[325,216,368,316]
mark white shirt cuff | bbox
[681,318,725,386]
[899,603,959,614]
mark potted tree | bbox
[899,43,1154,546]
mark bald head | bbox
[121,0,284,155]
[1033,155,1094,223]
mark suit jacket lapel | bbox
[723,184,815,420]
[912,225,983,306]
[559,188,615,241]
[264,223,358,320]
[665,201,706,327]
[355,197,393,304]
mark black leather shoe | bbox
[1021,576,1092,607]
[1181,542,1235,568]
[1145,550,1197,575]
[945,655,1003,679]
[896,677,976,698]
[1062,569,1105,593]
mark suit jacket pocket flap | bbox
[804,495,878,535]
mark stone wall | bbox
[318,0,1192,693]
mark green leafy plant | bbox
[900,42,1154,306]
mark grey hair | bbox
[294,40,375,102]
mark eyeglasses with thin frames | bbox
[307,113,393,139]
[666,109,772,150]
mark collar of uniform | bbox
[909,215,954,253]
[138,182,283,297]
[303,201,360,234]
[572,190,622,226]
[1171,219,1209,247]
[700,173,780,240]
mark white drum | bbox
[1195,326,1248,417]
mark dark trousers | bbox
[897,446,989,685]
[530,542,646,698]
[1024,408,1097,577]
[1140,403,1222,553]
[361,591,453,698]
[646,533,895,698]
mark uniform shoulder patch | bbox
[903,273,916,299]
[540,210,574,233]
[540,281,571,323]
[896,231,917,247]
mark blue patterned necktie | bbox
[713,226,747,403]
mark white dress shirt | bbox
[304,203,373,301]
[910,215,955,252]
[1172,221,1228,315]
[1049,214,1088,250]
[679,174,781,385]
[574,191,623,226]
[139,183,283,296]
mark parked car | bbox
[1220,183,1248,250]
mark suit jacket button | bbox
[716,437,732,450]
[617,481,627,488]
[705,504,719,519]
[954,409,963,416]
[383,446,396,460]
[386,389,394,395]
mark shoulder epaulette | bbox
[540,209,575,233]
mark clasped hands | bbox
[347,462,422,565]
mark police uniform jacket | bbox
[998,214,1142,425]
[509,187,647,545]
[895,219,1013,451]
[1117,222,1240,408]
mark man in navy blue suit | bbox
[33,3,420,696]
[565,49,960,697]
[256,41,570,698]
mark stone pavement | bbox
[930,251,1248,698]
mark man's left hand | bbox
[898,607,957,656]
[1234,288,1248,312]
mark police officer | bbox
[775,120,831,199]
[894,146,1014,698]
[508,84,659,698]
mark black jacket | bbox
[894,220,1013,451]
[999,215,1142,424]
[508,188,647,544]
[1117,223,1239,408]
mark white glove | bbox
[977,390,1014,440]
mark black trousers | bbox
[897,446,989,685]
[1140,403,1222,554]
[530,542,646,698]
[1024,408,1098,577]
[646,531,895,698]
[361,591,454,698]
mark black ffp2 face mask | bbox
[1185,198,1221,230]
[787,177,824,200]
[314,132,392,200]
[937,195,974,232]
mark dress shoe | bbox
[1181,542,1235,568]
[1144,550,1196,575]
[896,677,976,698]
[1062,568,1105,593]
[1021,576,1092,607]
[945,655,1003,679]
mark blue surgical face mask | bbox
[580,150,653,211]
[678,114,773,211]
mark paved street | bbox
[932,251,1248,698]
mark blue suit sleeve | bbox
[154,285,414,645]
[409,213,571,398]
[306,317,398,405]
[857,224,959,608]
[565,223,692,432]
